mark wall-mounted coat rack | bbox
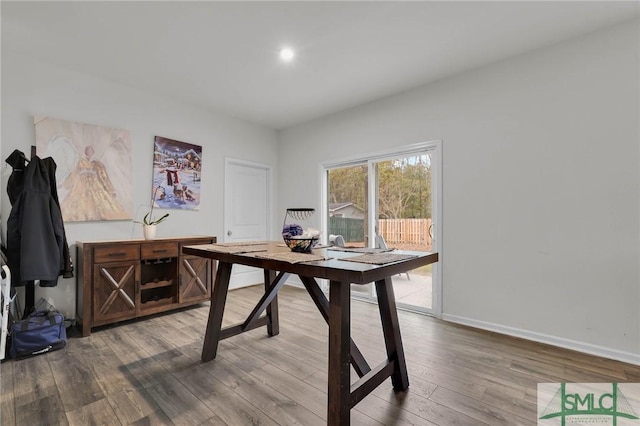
[5,145,73,318]
[23,146,37,316]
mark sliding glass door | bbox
[374,154,434,311]
[323,142,441,316]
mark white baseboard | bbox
[276,279,640,365]
[442,314,640,366]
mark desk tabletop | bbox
[183,241,438,285]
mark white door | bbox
[224,158,271,289]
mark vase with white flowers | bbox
[137,186,169,240]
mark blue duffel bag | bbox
[9,309,67,359]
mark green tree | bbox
[378,156,431,219]
[328,165,367,208]
[328,155,431,220]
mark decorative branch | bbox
[137,186,169,225]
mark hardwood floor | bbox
[1,284,638,425]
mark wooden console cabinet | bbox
[76,236,216,336]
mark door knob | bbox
[227,231,232,236]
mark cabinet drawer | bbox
[141,242,179,259]
[94,245,140,263]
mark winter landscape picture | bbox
[152,136,202,210]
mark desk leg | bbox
[202,261,232,362]
[300,276,371,377]
[328,280,351,425]
[264,269,279,336]
[375,277,409,390]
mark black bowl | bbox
[283,236,319,253]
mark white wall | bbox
[3,19,637,365]
[278,21,640,363]
[1,51,279,319]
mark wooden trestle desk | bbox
[182,241,439,425]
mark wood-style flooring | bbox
[1,285,638,425]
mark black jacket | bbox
[42,156,74,280]
[6,154,68,286]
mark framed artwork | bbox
[152,136,202,210]
[34,116,133,222]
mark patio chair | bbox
[329,234,346,247]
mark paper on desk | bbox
[254,252,329,264]
[340,253,418,265]
[198,244,268,254]
[327,247,394,253]
[213,241,268,247]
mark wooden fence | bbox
[378,218,432,250]
[329,217,432,249]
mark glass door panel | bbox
[375,154,433,312]
[326,164,373,298]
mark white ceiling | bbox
[2,1,638,130]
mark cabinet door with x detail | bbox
[179,255,212,303]
[93,261,140,326]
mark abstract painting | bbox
[34,116,133,222]
[152,136,202,210]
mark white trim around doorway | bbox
[319,140,443,318]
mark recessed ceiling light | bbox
[279,47,295,62]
